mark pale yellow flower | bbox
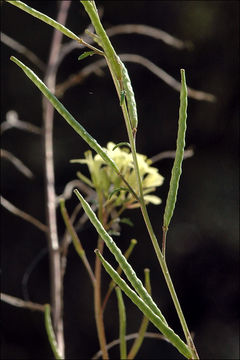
[72,142,164,208]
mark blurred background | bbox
[1,1,239,359]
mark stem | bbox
[59,198,95,287]
[42,2,71,357]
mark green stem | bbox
[127,268,151,359]
[59,198,95,287]
[44,304,63,360]
[115,287,127,360]
[94,191,109,360]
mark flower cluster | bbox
[73,142,164,208]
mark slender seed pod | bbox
[74,189,168,325]
[6,1,80,41]
[121,63,138,130]
[163,69,188,230]
[95,250,192,359]
[10,56,119,174]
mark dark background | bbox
[1,1,239,359]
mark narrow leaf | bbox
[113,142,131,151]
[109,187,129,200]
[10,56,120,174]
[78,51,95,60]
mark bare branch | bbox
[1,32,46,72]
[58,22,192,63]
[1,110,42,135]
[92,332,169,359]
[0,195,48,232]
[55,54,216,102]
[42,2,71,356]
[1,292,45,312]
[56,179,95,203]
[1,149,34,178]
[150,148,194,164]
[119,54,216,102]
[106,24,192,50]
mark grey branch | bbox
[0,195,48,232]
[1,110,42,135]
[56,54,216,102]
[150,148,194,164]
[1,292,45,312]
[106,24,192,49]
[1,32,46,72]
[1,149,34,178]
[92,332,169,359]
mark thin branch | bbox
[1,110,42,135]
[119,54,216,102]
[58,22,192,63]
[150,148,194,164]
[42,2,71,357]
[106,24,192,49]
[59,198,96,287]
[0,195,48,232]
[1,32,46,72]
[55,54,216,102]
[56,179,96,203]
[92,332,169,359]
[0,292,45,312]
[1,149,34,178]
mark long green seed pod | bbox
[163,69,188,230]
[74,189,167,325]
[81,1,138,130]
[122,63,138,130]
[44,304,63,360]
[81,0,122,81]
[10,56,119,174]
[115,287,127,360]
[6,1,80,41]
[95,250,192,359]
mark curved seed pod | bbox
[95,250,192,359]
[121,63,138,130]
[10,56,119,174]
[163,69,188,231]
[74,189,167,325]
[44,304,63,360]
[6,1,80,41]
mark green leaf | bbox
[119,217,134,227]
[78,51,95,60]
[109,187,129,200]
[112,142,131,151]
